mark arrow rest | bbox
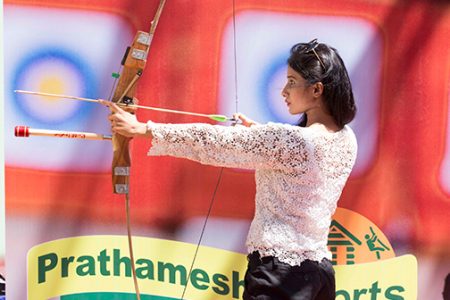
[121,96,135,105]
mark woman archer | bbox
[102,39,357,300]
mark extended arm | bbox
[102,100,310,171]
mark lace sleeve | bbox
[147,122,312,171]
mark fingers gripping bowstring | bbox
[180,1,239,299]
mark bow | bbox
[106,1,167,299]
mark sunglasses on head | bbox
[294,39,326,70]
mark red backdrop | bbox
[5,0,450,254]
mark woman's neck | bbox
[305,109,340,132]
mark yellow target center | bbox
[39,77,66,103]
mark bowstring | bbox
[180,1,239,299]
[232,0,239,114]
[180,168,225,300]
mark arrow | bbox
[14,125,112,140]
[14,90,236,122]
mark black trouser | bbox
[243,251,335,300]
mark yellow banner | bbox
[27,236,417,300]
[28,236,247,300]
[335,255,417,300]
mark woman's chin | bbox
[288,108,300,115]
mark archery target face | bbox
[4,6,134,171]
[14,50,94,124]
[218,11,383,177]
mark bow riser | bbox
[111,31,150,194]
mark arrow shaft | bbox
[15,90,99,104]
[14,90,233,121]
[130,103,212,118]
[14,126,111,140]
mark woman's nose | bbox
[281,86,288,98]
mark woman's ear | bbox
[312,82,324,98]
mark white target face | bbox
[4,6,134,171]
[16,57,86,123]
[218,11,383,177]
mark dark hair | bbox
[287,40,356,128]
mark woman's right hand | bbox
[99,100,150,138]
[233,113,258,127]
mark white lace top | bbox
[147,122,357,266]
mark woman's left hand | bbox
[99,100,149,138]
[233,113,258,127]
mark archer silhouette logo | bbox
[365,226,391,259]
[328,208,395,265]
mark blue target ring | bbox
[12,48,97,127]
